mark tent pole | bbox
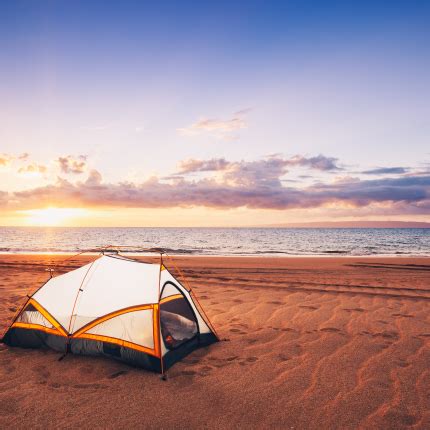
[158,251,165,377]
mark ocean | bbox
[0,227,429,256]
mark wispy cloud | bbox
[178,158,230,173]
[178,154,340,177]
[178,109,251,140]
[288,154,341,171]
[18,163,47,174]
[361,167,408,175]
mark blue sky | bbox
[0,1,429,225]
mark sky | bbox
[0,0,429,226]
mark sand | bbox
[0,254,429,429]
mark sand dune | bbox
[0,255,429,429]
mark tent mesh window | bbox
[16,303,54,328]
[160,284,198,350]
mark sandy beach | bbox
[0,254,429,429]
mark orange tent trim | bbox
[11,321,66,337]
[72,304,154,338]
[13,299,68,336]
[76,332,159,357]
[159,294,182,304]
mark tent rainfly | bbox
[1,254,218,373]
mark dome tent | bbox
[2,252,218,373]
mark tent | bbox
[1,253,218,373]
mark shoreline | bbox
[0,252,429,258]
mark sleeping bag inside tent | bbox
[1,254,218,373]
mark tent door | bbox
[160,282,198,350]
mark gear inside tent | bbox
[2,253,219,373]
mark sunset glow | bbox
[0,2,428,227]
[21,208,89,227]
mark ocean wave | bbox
[0,227,428,257]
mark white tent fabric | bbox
[33,255,160,333]
[32,262,93,330]
[85,308,155,349]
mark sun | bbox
[21,207,88,226]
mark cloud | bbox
[18,163,47,174]
[178,158,230,173]
[57,155,87,174]
[362,167,408,175]
[178,154,340,180]
[288,154,340,171]
[8,160,429,216]
[85,169,103,185]
[0,154,14,167]
[178,156,291,187]
[178,109,250,140]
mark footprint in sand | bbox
[383,411,417,426]
[299,305,318,311]
[108,370,128,379]
[226,355,239,362]
[234,323,248,328]
[50,382,62,389]
[320,327,342,333]
[239,356,258,365]
[199,365,213,374]
[278,353,291,362]
[33,364,50,379]
[181,369,197,376]
[377,331,399,340]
